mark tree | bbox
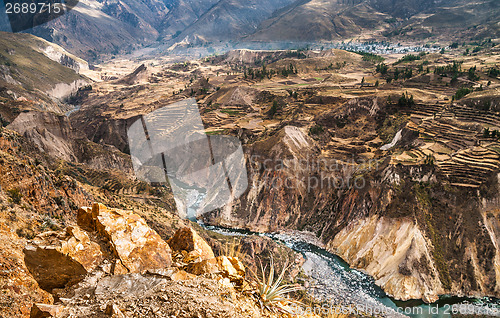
[361,77,365,84]
[398,92,415,108]
[484,127,491,138]
[375,80,379,87]
[468,66,479,81]
[376,63,388,75]
[269,100,279,118]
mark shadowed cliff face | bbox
[202,96,500,303]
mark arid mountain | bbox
[159,0,221,40]
[249,0,500,42]
[15,0,499,59]
[248,0,390,42]
[27,0,169,61]
[0,32,89,119]
[169,0,298,42]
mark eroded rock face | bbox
[7,111,133,174]
[0,224,53,318]
[167,227,215,262]
[24,226,104,291]
[329,215,444,303]
[78,203,172,273]
[203,117,500,302]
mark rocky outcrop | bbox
[24,203,173,294]
[7,111,133,173]
[168,227,215,262]
[0,224,53,318]
[328,215,443,303]
[30,304,65,318]
[24,226,104,291]
[186,256,245,281]
[24,203,314,318]
[78,203,172,273]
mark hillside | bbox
[6,0,497,59]
[248,0,500,42]
[26,0,168,61]
[0,32,89,118]
[62,44,500,305]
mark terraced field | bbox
[395,100,500,187]
[437,147,500,188]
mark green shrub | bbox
[453,87,472,100]
[6,188,22,204]
[309,125,324,135]
[252,256,302,313]
[396,54,421,63]
[398,92,415,108]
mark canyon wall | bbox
[203,97,500,303]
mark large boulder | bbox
[24,226,104,291]
[78,203,172,273]
[185,256,245,282]
[167,227,215,262]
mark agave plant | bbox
[252,256,303,313]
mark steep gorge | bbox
[202,96,500,303]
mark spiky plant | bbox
[223,237,243,259]
[252,256,303,313]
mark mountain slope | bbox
[170,0,298,42]
[10,0,499,60]
[249,0,390,41]
[159,0,221,40]
[248,0,500,42]
[0,32,89,116]
[27,0,169,61]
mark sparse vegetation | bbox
[6,188,22,204]
[309,125,324,135]
[355,51,385,63]
[397,92,415,108]
[453,87,472,100]
[396,54,421,64]
[252,256,302,314]
[488,68,500,78]
[268,100,279,118]
[467,66,479,81]
[376,63,388,75]
[434,61,463,76]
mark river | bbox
[199,222,500,318]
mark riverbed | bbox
[200,223,500,318]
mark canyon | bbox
[0,21,500,317]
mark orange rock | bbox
[82,203,172,273]
[186,256,245,280]
[171,269,196,281]
[105,304,126,318]
[30,303,65,317]
[167,227,215,262]
[24,226,104,291]
[76,206,94,231]
[112,259,129,275]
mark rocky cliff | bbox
[203,94,500,303]
[61,47,500,305]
